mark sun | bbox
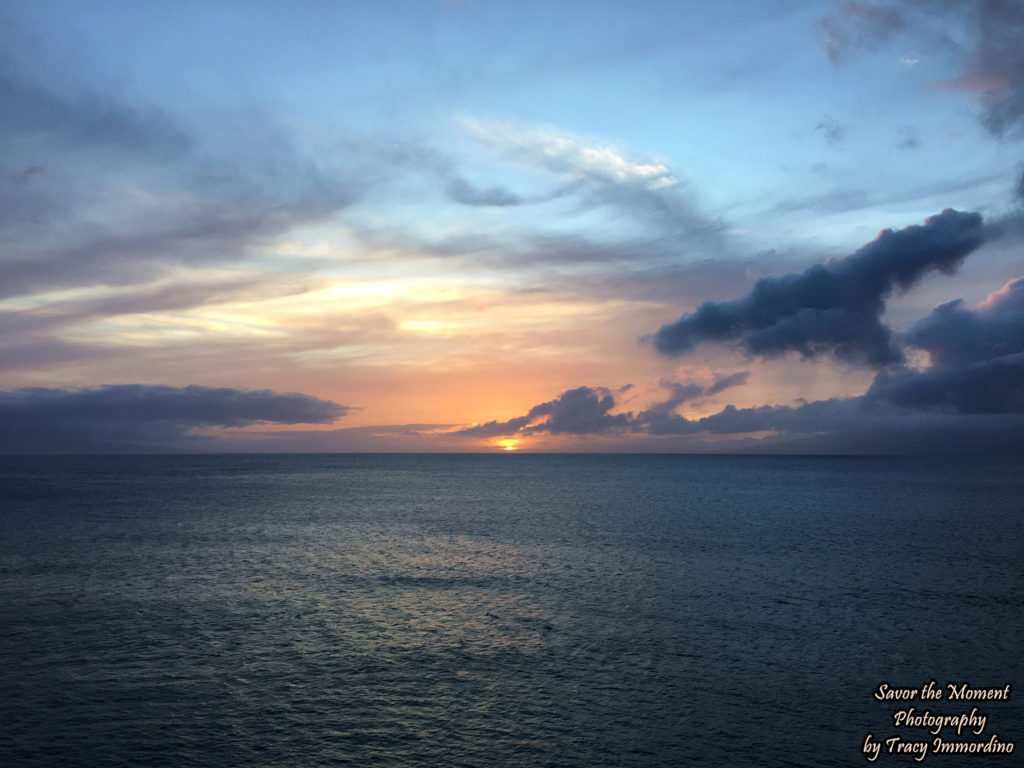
[496,438,520,451]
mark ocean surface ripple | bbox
[1,454,1021,766]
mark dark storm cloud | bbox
[644,268,1024,444]
[0,385,351,453]
[460,374,751,439]
[639,366,1024,449]
[860,277,1024,414]
[745,414,1024,454]
[458,265,1024,448]
[640,398,864,436]
[456,325,1023,448]
[455,386,632,437]
[500,268,1024,447]
[650,209,985,367]
[904,277,1024,367]
[522,386,632,435]
[455,383,857,441]
[867,352,1024,413]
[639,372,1022,440]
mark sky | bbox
[1,0,1023,454]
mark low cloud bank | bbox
[458,273,1024,452]
[0,384,351,453]
[453,372,751,439]
[455,386,631,438]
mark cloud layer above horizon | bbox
[0,385,350,453]
[1,0,1022,454]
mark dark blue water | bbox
[1,454,1021,766]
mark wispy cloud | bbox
[462,118,679,189]
[0,70,191,155]
[815,1,905,65]
[0,276,324,336]
[0,54,362,305]
[928,0,1024,137]
[458,118,723,244]
[815,114,848,146]
[816,1,1024,137]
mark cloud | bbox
[654,272,1024,445]
[0,60,361,303]
[454,386,632,437]
[643,398,1024,454]
[632,381,705,425]
[632,372,750,433]
[815,114,848,145]
[867,352,1024,414]
[904,277,1024,367]
[1,159,359,301]
[0,70,190,155]
[814,1,905,65]
[897,125,921,150]
[745,414,1024,454]
[640,397,863,436]
[816,1,1024,137]
[650,209,985,367]
[642,349,1024,442]
[930,0,1024,137]
[445,177,524,207]
[453,411,540,438]
[865,277,1024,414]
[459,265,1023,452]
[0,385,351,453]
[704,370,752,396]
[459,374,751,439]
[459,118,723,244]
[0,276,323,335]
[342,119,730,281]
[462,118,679,189]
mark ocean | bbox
[1,454,1021,766]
